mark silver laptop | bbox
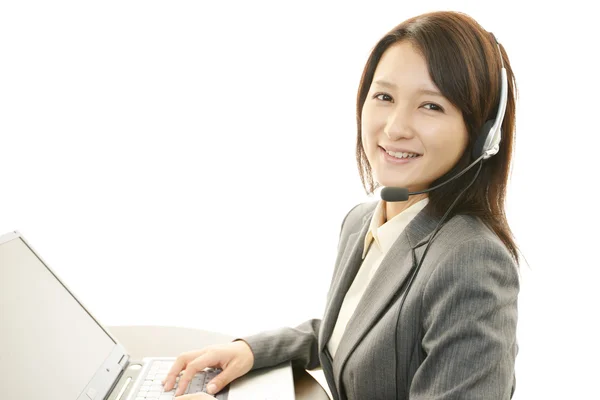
[0,231,296,400]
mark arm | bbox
[409,239,519,399]
[238,319,322,371]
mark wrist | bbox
[233,339,255,364]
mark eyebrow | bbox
[372,79,444,97]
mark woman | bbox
[163,10,520,400]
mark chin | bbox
[373,173,405,188]
[374,170,432,192]
[376,179,409,189]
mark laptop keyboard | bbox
[132,360,229,400]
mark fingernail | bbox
[207,383,217,394]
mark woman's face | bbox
[361,40,469,192]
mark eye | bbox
[423,103,444,112]
[373,93,393,102]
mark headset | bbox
[473,35,508,161]
[387,33,509,399]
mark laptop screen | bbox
[0,236,116,400]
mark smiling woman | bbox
[360,40,470,217]
[161,10,520,400]
[355,12,518,261]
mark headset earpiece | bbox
[472,119,496,160]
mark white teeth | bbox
[386,150,420,159]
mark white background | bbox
[1,1,598,399]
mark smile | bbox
[379,146,422,163]
[385,149,420,159]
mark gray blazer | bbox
[241,201,519,399]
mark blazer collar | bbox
[361,201,441,249]
[404,205,442,249]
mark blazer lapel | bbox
[331,207,441,390]
[319,212,372,353]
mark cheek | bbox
[424,125,468,166]
[451,130,469,162]
[360,116,374,152]
[361,106,382,149]
[361,125,371,151]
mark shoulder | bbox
[332,200,377,248]
[429,213,511,257]
[338,200,377,235]
[420,214,520,301]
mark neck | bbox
[384,193,428,222]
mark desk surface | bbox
[107,325,330,400]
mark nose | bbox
[384,105,414,141]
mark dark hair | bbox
[355,11,519,263]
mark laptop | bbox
[0,231,296,400]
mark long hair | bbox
[355,11,519,262]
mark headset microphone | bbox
[380,187,409,202]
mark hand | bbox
[162,340,255,397]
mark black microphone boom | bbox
[380,187,409,202]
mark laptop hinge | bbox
[118,354,130,368]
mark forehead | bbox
[373,41,434,87]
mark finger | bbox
[205,368,237,395]
[163,357,186,391]
[164,351,201,391]
[162,369,179,392]
[175,353,219,397]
